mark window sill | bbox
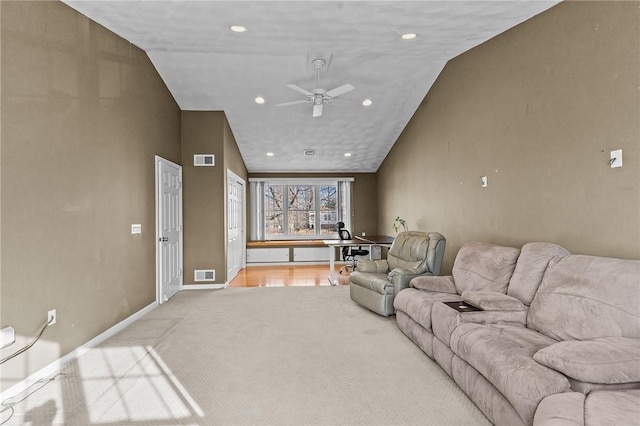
[247,240,331,248]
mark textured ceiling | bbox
[62,1,560,173]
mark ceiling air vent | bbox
[303,149,316,156]
[194,269,215,282]
[194,154,215,166]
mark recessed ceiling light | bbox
[401,33,417,40]
[344,153,352,157]
[255,96,265,104]
[362,99,373,107]
[266,152,274,157]
[230,25,247,33]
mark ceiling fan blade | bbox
[286,84,314,97]
[326,84,354,98]
[329,97,357,103]
[276,100,310,107]
[312,103,323,118]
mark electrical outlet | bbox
[48,309,57,325]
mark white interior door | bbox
[227,171,245,282]
[156,156,183,303]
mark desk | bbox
[324,235,394,286]
[355,235,395,246]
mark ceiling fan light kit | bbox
[277,58,355,118]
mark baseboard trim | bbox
[182,283,228,290]
[0,301,158,402]
[247,261,342,267]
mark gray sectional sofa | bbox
[393,241,640,426]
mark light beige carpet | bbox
[3,286,490,425]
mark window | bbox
[250,178,353,240]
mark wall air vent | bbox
[194,269,215,282]
[304,149,316,156]
[194,154,215,166]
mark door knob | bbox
[159,237,169,242]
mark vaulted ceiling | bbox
[63,1,560,172]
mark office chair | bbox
[337,222,369,274]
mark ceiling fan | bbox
[277,59,354,118]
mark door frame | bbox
[227,169,246,283]
[155,155,184,304]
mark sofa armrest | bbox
[431,301,528,346]
[461,291,527,311]
[533,337,640,385]
[533,392,585,426]
[388,268,433,297]
[356,259,389,274]
[410,275,457,294]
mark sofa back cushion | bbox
[387,231,445,275]
[508,242,570,306]
[528,255,640,340]
[452,242,520,294]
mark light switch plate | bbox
[610,149,622,168]
[481,176,488,187]
[131,224,142,234]
[1,326,16,349]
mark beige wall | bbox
[223,117,248,182]
[181,112,225,285]
[377,1,640,274]
[0,1,181,391]
[248,172,378,237]
[181,111,247,285]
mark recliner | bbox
[349,231,446,316]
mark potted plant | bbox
[392,216,408,233]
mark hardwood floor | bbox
[228,264,351,287]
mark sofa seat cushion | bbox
[585,389,640,426]
[393,288,462,331]
[451,323,571,425]
[533,337,640,385]
[349,271,392,295]
[461,291,527,311]
[431,302,528,347]
[567,377,640,395]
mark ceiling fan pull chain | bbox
[315,60,322,87]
